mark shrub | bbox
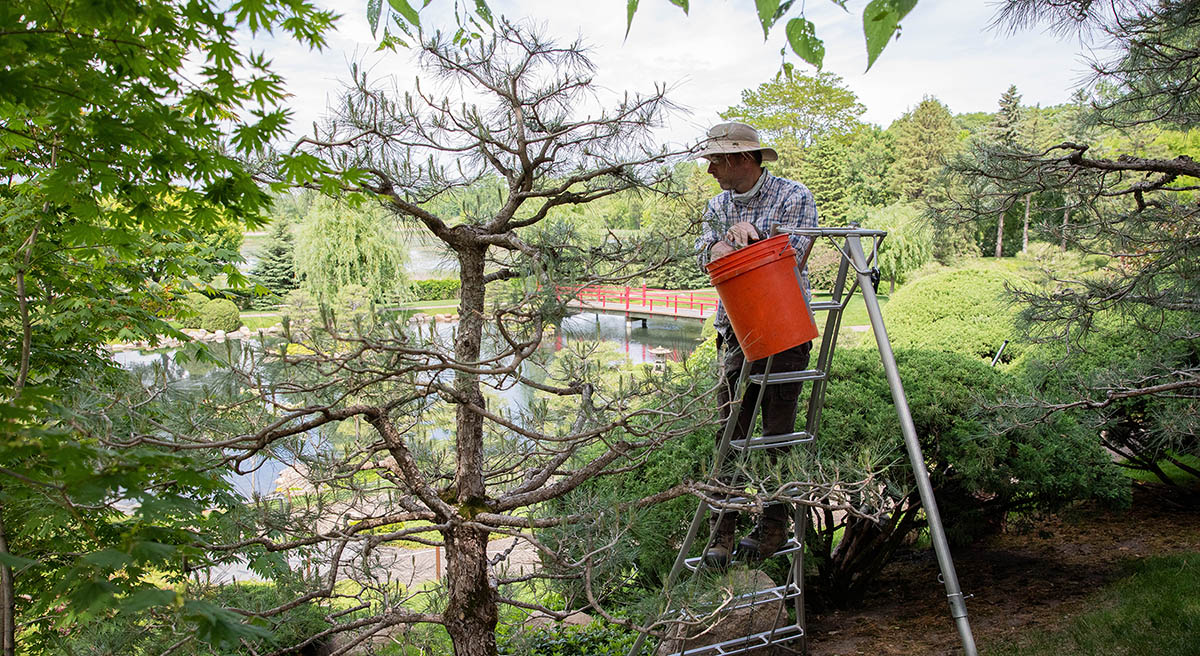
[883,262,1027,363]
[410,277,461,301]
[200,298,241,332]
[499,621,647,656]
[554,344,1128,609]
[177,292,211,329]
[805,347,1128,604]
[1016,241,1110,275]
[1011,310,1200,492]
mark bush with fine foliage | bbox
[883,262,1027,363]
[811,347,1128,604]
[177,292,211,329]
[200,298,241,332]
[410,277,461,301]
[1011,310,1200,492]
[550,344,1128,608]
[499,621,647,656]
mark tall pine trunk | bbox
[1022,192,1032,251]
[444,243,499,656]
[994,210,1005,258]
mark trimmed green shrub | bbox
[883,262,1026,363]
[410,277,461,301]
[814,348,1128,604]
[200,298,241,332]
[175,292,212,329]
[1011,310,1200,491]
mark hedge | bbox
[883,263,1027,363]
[200,298,241,332]
[410,278,461,301]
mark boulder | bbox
[657,570,793,656]
[523,610,593,630]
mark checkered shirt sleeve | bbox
[694,173,819,295]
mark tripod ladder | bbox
[627,226,978,656]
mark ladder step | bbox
[667,583,802,616]
[659,623,805,656]
[809,300,841,311]
[747,369,825,386]
[731,431,813,451]
[683,539,802,572]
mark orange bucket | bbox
[706,234,818,361]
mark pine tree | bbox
[991,84,1024,146]
[989,85,1024,255]
[886,96,958,201]
[797,136,851,225]
[250,220,298,296]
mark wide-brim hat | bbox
[691,121,778,162]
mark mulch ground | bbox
[804,485,1200,656]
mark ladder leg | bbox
[846,235,979,656]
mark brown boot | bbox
[703,511,738,569]
[737,504,789,561]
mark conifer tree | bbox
[886,97,957,201]
[249,220,298,300]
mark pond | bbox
[112,310,705,497]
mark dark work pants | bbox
[712,331,813,528]
[716,331,813,449]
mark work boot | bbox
[736,504,789,562]
[703,511,738,569]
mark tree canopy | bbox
[0,1,336,652]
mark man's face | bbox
[704,152,753,192]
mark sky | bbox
[262,0,1098,150]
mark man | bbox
[693,121,818,568]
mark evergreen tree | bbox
[844,126,899,210]
[797,136,851,225]
[991,84,1024,146]
[988,86,1024,255]
[886,97,958,201]
[250,220,298,297]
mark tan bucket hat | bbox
[691,121,778,162]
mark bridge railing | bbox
[554,284,718,318]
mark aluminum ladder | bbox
[627,226,978,656]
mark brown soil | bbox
[805,485,1200,656]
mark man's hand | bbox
[711,222,760,260]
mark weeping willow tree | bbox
[293,195,410,304]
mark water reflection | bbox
[112,311,704,496]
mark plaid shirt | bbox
[695,170,819,336]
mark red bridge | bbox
[556,285,718,320]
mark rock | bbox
[524,610,593,630]
[657,570,793,656]
[214,330,226,340]
[274,464,315,497]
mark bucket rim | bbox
[708,246,797,286]
[705,234,792,275]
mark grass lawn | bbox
[241,314,282,331]
[984,552,1200,656]
[1123,454,1200,489]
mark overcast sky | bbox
[262,0,1097,149]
